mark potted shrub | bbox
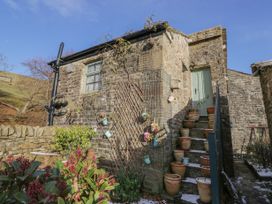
[173,150,184,162]
[200,155,210,166]
[164,173,181,196]
[170,161,186,178]
[196,177,212,203]
[183,120,196,129]
[180,128,190,137]
[179,137,192,150]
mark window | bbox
[85,61,102,92]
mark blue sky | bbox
[0,0,271,75]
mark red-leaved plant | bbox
[56,148,118,204]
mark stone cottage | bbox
[252,60,272,141]
[49,22,233,194]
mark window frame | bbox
[85,61,102,93]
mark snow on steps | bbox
[180,194,199,204]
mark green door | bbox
[191,68,213,116]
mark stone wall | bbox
[227,69,267,154]
[0,125,54,157]
[258,66,272,140]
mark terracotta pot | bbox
[196,177,211,203]
[180,128,190,137]
[204,141,209,152]
[201,165,210,177]
[200,155,210,166]
[208,122,214,129]
[203,129,213,138]
[207,107,215,114]
[164,173,181,196]
[187,111,200,121]
[174,150,184,162]
[171,162,186,178]
[183,120,195,129]
[179,137,191,150]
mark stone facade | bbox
[0,125,55,157]
[252,61,272,141]
[227,69,267,154]
[50,24,232,192]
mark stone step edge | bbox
[188,149,208,154]
[182,177,197,184]
[180,193,200,204]
[190,137,207,141]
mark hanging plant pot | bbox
[144,132,153,143]
[101,118,108,126]
[179,137,192,150]
[196,177,212,203]
[201,166,210,177]
[173,150,184,162]
[151,122,159,134]
[203,129,213,138]
[141,112,150,122]
[204,141,209,152]
[207,107,215,114]
[183,120,195,129]
[153,137,159,147]
[144,155,151,164]
[200,155,210,166]
[180,128,190,137]
[171,162,186,178]
[104,130,112,138]
[164,173,181,196]
[183,157,190,165]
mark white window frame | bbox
[85,61,102,93]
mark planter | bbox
[200,155,210,166]
[174,150,184,162]
[207,107,215,114]
[196,177,211,203]
[201,166,210,177]
[183,120,196,129]
[164,173,181,196]
[180,128,190,137]
[187,109,200,121]
[179,137,191,150]
[204,141,209,152]
[171,162,186,178]
[183,157,189,165]
[203,129,213,138]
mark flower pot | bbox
[171,162,186,178]
[104,130,112,138]
[180,128,190,137]
[183,157,189,165]
[179,137,191,150]
[144,155,151,164]
[183,120,195,129]
[164,173,181,196]
[201,166,210,177]
[101,118,108,126]
[204,141,209,152]
[207,107,215,114]
[200,155,210,166]
[196,177,211,203]
[174,150,184,162]
[187,110,200,121]
[203,129,213,138]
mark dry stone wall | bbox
[0,125,55,157]
[227,69,267,154]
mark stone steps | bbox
[190,137,206,150]
[195,121,209,129]
[181,177,198,194]
[190,128,206,138]
[184,149,209,164]
[184,162,203,178]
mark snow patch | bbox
[181,194,199,204]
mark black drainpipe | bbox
[48,42,64,126]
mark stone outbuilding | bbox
[252,60,272,141]
[49,22,234,193]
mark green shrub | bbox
[111,169,141,203]
[247,140,272,168]
[54,126,96,155]
[0,156,70,204]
